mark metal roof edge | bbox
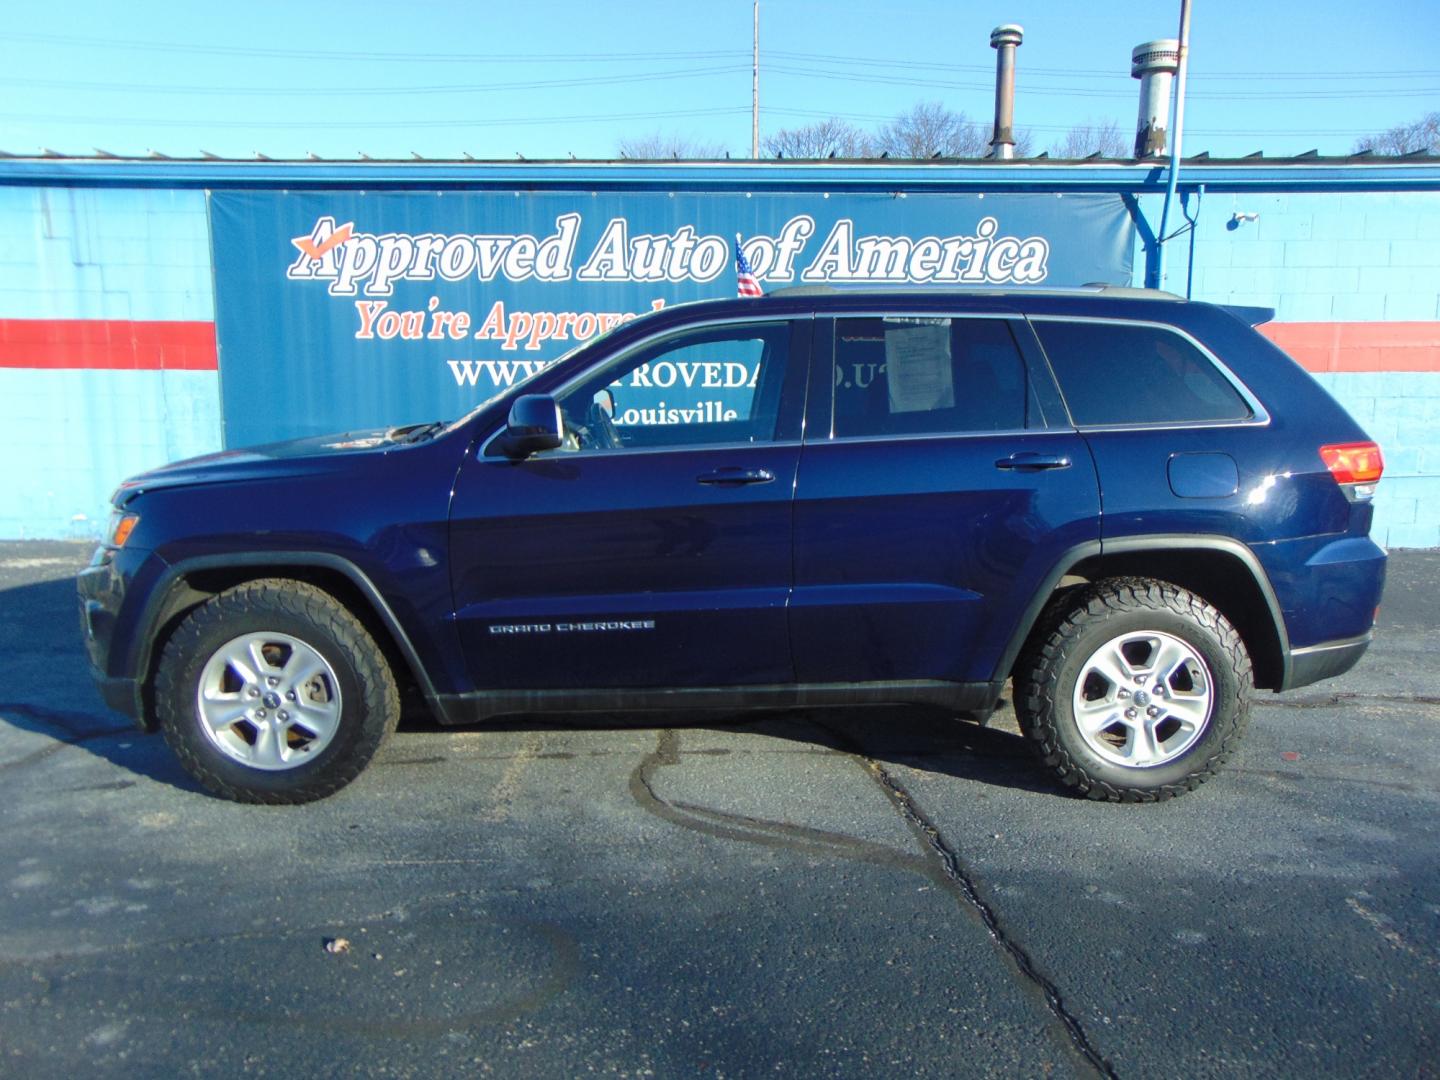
[0,157,1437,194]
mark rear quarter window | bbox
[1033,319,1253,426]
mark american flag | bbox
[734,235,763,297]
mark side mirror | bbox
[499,394,564,458]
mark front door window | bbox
[551,321,800,452]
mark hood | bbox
[113,425,434,503]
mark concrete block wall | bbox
[0,175,1436,549]
[1152,191,1440,549]
[0,187,221,538]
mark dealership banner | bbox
[209,189,1134,447]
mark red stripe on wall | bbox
[1260,321,1440,373]
[0,319,217,371]
[1,317,1434,375]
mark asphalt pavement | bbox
[1,541,1436,1078]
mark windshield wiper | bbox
[387,420,447,444]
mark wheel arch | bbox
[1000,536,1290,692]
[131,553,447,730]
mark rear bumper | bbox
[1258,533,1384,690]
[1283,632,1372,691]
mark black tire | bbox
[1016,577,1252,802]
[155,579,399,804]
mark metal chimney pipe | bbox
[1131,39,1179,159]
[989,24,1023,160]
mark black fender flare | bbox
[126,551,451,725]
[991,534,1292,689]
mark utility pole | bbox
[1156,0,1192,290]
[752,1,760,159]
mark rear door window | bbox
[831,316,1033,438]
[1032,319,1252,427]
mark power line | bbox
[767,49,1440,81]
[6,30,1437,84]
[14,58,1415,102]
[0,31,746,65]
[765,63,1440,100]
[0,65,750,98]
[0,101,1390,140]
[761,107,1395,138]
[0,106,750,131]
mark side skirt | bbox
[436,680,1002,725]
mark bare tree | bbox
[1049,119,1129,159]
[763,118,873,159]
[1353,112,1440,155]
[873,101,990,158]
[616,132,729,160]
[617,101,1042,163]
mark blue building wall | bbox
[1132,190,1440,549]
[0,164,1437,547]
[0,186,221,538]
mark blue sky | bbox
[1,0,1436,160]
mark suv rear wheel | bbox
[155,579,399,803]
[1016,578,1252,802]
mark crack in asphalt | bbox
[1230,767,1420,793]
[629,725,1119,1079]
[630,729,936,874]
[0,702,133,771]
[1256,692,1440,709]
[860,755,1119,1080]
[808,718,1121,1080]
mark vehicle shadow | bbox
[414,704,1065,799]
[0,572,207,793]
[3,571,1059,799]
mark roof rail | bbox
[766,284,839,297]
[766,283,1186,300]
[1081,283,1185,300]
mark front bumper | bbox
[76,544,152,725]
[92,672,143,721]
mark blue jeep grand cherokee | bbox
[78,287,1387,803]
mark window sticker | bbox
[884,321,954,414]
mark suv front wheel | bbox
[154,579,400,803]
[1016,578,1252,802]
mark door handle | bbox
[697,467,776,486]
[995,452,1072,471]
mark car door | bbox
[448,316,811,692]
[789,310,1101,688]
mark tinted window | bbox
[554,321,795,451]
[1034,320,1252,426]
[832,317,1029,438]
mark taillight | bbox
[1319,442,1384,485]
